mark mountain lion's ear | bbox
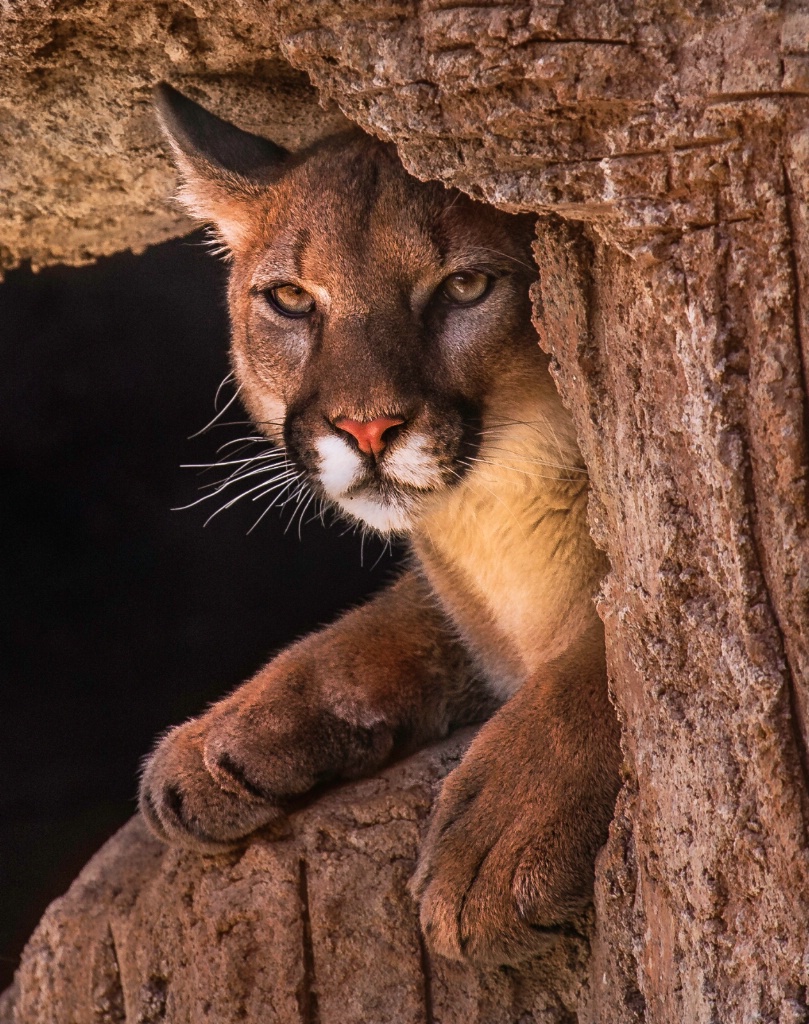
[154,83,289,251]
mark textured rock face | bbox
[0,1,350,270]
[3,2,809,1022]
[533,214,809,1021]
[9,735,590,1024]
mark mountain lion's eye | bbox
[441,271,491,305]
[266,284,315,317]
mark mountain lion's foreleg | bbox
[411,621,621,965]
[140,571,488,849]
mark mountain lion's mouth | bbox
[332,471,443,535]
[313,431,453,534]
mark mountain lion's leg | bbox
[140,571,489,849]
[412,621,621,965]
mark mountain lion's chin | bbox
[335,490,418,536]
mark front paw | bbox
[139,716,289,850]
[411,727,608,965]
[139,686,395,850]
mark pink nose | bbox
[333,415,406,457]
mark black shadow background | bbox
[0,233,402,989]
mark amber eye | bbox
[441,270,491,305]
[266,284,315,317]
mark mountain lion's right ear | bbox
[154,83,289,251]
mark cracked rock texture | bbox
[3,1,809,1021]
[0,1,350,270]
[7,735,590,1024]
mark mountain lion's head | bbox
[156,84,555,534]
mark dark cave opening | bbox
[0,233,402,988]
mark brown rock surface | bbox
[3,1,809,1021]
[0,1,350,270]
[7,733,589,1024]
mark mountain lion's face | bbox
[228,137,540,533]
[157,89,542,533]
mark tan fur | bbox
[416,373,606,694]
[139,85,621,966]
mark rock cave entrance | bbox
[3,3,809,1022]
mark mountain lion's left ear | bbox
[154,83,289,251]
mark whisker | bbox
[478,440,586,473]
[181,451,287,471]
[475,247,535,272]
[466,457,564,483]
[295,489,318,540]
[468,453,586,482]
[198,450,289,476]
[188,377,242,440]
[339,519,361,539]
[189,419,261,431]
[216,435,281,452]
[246,475,303,533]
[479,419,555,431]
[185,445,290,484]
[214,372,236,409]
[194,462,296,498]
[211,444,282,467]
[201,474,297,526]
[456,460,530,541]
[249,472,301,504]
[479,416,574,447]
[222,472,297,507]
[304,499,331,529]
[240,467,299,494]
[442,190,464,214]
[175,465,297,511]
[370,535,393,571]
[246,501,278,535]
[200,227,232,262]
[282,483,310,534]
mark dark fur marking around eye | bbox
[350,722,387,751]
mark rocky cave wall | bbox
[3,2,809,1022]
[0,0,351,270]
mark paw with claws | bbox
[140,716,285,849]
[139,666,394,850]
[411,689,618,965]
[138,573,475,852]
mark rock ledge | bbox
[6,732,590,1024]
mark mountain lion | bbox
[139,84,621,966]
